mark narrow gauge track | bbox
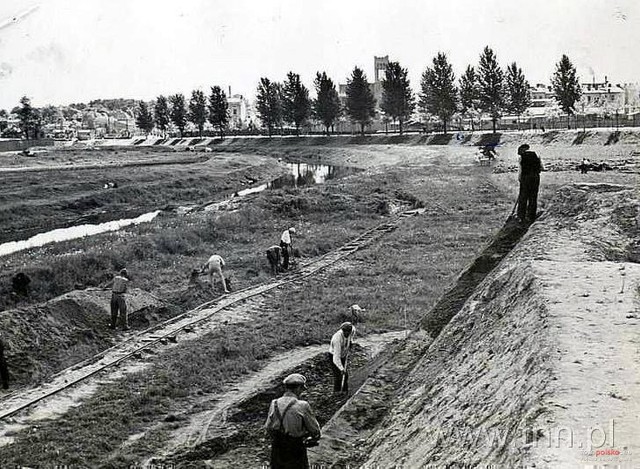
[0,208,424,421]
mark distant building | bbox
[338,55,388,110]
[577,77,632,116]
[227,92,249,129]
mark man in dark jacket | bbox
[266,245,283,275]
[517,144,543,224]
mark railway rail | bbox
[0,208,424,422]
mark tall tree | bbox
[477,46,505,133]
[256,77,282,137]
[459,66,480,131]
[188,90,207,137]
[169,94,187,136]
[16,96,42,140]
[313,72,341,135]
[208,86,229,138]
[419,52,458,134]
[282,72,312,135]
[551,54,582,129]
[345,66,376,136]
[154,95,170,136]
[135,101,154,136]
[380,61,415,134]
[505,62,532,129]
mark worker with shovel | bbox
[328,322,356,394]
[109,268,130,331]
[517,143,543,224]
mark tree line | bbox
[134,86,230,138]
[4,48,582,139]
[255,47,581,135]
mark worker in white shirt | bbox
[328,322,356,393]
[280,227,296,270]
[200,254,229,293]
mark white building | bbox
[227,93,249,129]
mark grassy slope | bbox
[1,139,636,466]
[0,151,515,466]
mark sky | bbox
[0,0,638,109]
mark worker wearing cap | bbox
[280,227,296,270]
[329,322,356,394]
[265,373,321,469]
[109,268,130,331]
[517,143,543,224]
[200,254,229,293]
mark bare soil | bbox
[316,183,640,468]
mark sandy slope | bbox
[324,182,640,468]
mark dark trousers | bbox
[517,174,540,223]
[329,355,348,393]
[267,249,281,274]
[280,241,291,269]
[271,432,308,469]
[110,293,128,329]
[0,341,9,390]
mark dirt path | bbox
[0,154,208,173]
[142,330,406,466]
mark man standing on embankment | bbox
[517,144,543,224]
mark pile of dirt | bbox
[312,182,639,467]
[0,288,170,387]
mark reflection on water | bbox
[236,163,360,197]
[0,211,161,257]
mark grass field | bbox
[0,136,637,466]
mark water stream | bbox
[0,162,360,257]
[0,211,161,257]
[236,162,361,196]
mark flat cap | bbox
[289,227,296,234]
[517,144,530,153]
[283,373,306,386]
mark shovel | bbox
[340,353,350,393]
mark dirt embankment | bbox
[105,127,640,150]
[312,182,639,468]
[0,288,170,387]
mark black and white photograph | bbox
[0,0,638,467]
